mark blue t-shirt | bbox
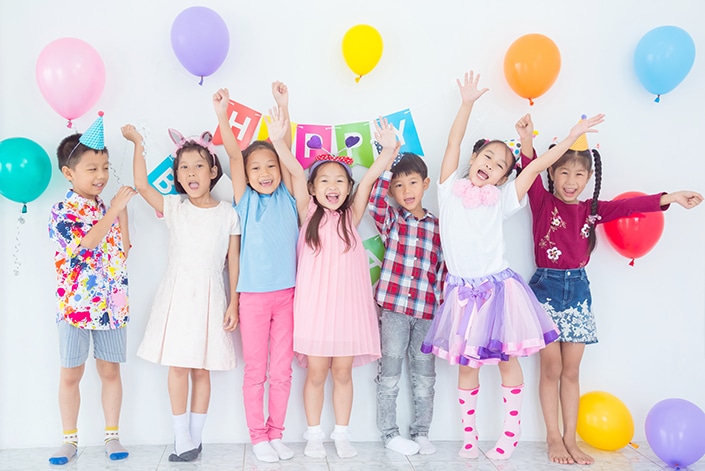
[234,184,298,292]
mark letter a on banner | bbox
[212,100,261,147]
[383,109,424,156]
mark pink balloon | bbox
[36,38,106,126]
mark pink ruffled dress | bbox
[293,200,381,367]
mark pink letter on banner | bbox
[212,100,261,147]
[295,124,332,169]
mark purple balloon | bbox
[645,398,705,468]
[171,7,229,79]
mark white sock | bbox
[414,436,437,455]
[331,424,357,458]
[304,425,326,458]
[189,412,207,449]
[252,441,278,463]
[385,436,419,455]
[270,439,294,460]
[172,412,196,455]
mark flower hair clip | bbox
[168,128,217,156]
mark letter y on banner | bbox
[383,109,424,156]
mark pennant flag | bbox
[257,118,298,142]
[295,124,332,169]
[212,100,261,147]
[148,155,178,195]
[362,235,385,286]
[383,109,423,156]
[334,121,373,168]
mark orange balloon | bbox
[503,34,561,105]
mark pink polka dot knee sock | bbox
[457,386,480,459]
[486,384,523,460]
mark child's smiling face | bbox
[548,160,593,204]
[175,149,218,198]
[308,162,352,211]
[467,142,513,187]
[62,150,110,201]
[245,148,282,195]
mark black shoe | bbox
[168,447,199,462]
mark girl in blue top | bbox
[214,83,306,463]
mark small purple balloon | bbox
[345,136,361,148]
[171,7,229,80]
[307,136,322,149]
[645,398,705,468]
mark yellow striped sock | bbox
[104,426,119,444]
[63,429,78,447]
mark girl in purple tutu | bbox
[420,70,604,460]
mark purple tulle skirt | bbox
[421,269,559,367]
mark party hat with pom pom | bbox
[569,114,589,151]
[79,111,105,150]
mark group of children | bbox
[47,72,703,466]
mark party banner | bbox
[148,155,178,195]
[362,235,385,286]
[212,100,261,147]
[295,124,332,169]
[384,109,424,156]
[334,122,373,168]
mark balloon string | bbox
[654,95,661,103]
[13,211,25,276]
[629,258,635,267]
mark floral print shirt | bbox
[521,151,666,269]
[48,190,129,329]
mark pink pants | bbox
[239,288,294,444]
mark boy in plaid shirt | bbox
[369,133,444,456]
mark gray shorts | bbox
[58,320,127,368]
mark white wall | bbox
[1,0,704,449]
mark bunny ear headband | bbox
[168,128,217,156]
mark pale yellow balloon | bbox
[342,24,383,82]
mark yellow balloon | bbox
[577,391,634,451]
[342,24,383,82]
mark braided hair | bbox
[546,146,603,255]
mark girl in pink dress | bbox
[266,111,400,459]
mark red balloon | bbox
[601,191,664,264]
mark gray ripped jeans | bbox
[376,309,436,444]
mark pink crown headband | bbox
[168,128,217,156]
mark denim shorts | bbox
[529,268,597,344]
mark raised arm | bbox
[515,114,605,201]
[353,117,401,226]
[267,106,310,225]
[271,81,295,194]
[441,71,489,184]
[213,88,247,204]
[516,113,535,160]
[122,124,164,214]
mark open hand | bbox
[373,116,399,150]
[569,114,605,139]
[265,107,288,142]
[457,70,489,104]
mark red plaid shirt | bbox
[368,172,444,320]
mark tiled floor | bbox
[1,441,703,470]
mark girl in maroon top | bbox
[516,113,702,466]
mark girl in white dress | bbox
[122,125,240,462]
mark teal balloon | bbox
[633,26,695,101]
[0,137,52,204]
